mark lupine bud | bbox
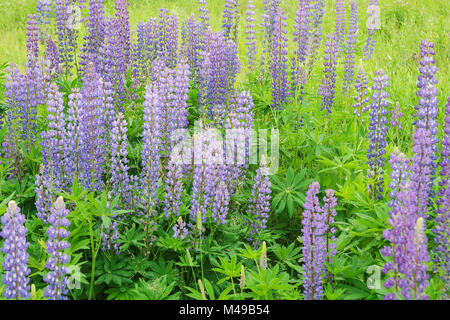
[260,241,268,270]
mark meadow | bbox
[0,0,448,301]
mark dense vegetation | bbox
[0,0,448,300]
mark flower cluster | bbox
[318,33,338,113]
[271,8,289,108]
[352,69,371,120]
[245,0,257,72]
[1,201,30,300]
[343,1,358,95]
[335,0,346,51]
[291,0,310,97]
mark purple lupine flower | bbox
[363,0,379,60]
[387,149,410,209]
[78,63,107,191]
[367,69,390,200]
[335,0,346,52]
[35,164,53,223]
[198,0,210,31]
[101,193,120,254]
[1,201,30,300]
[301,181,326,300]
[46,37,61,77]
[410,128,433,217]
[181,15,203,84]
[40,82,67,189]
[114,0,131,64]
[64,88,82,185]
[245,0,257,72]
[343,1,358,95]
[322,189,337,268]
[212,181,230,226]
[131,19,157,85]
[199,31,240,122]
[352,69,370,121]
[26,15,39,61]
[222,0,236,39]
[173,216,188,240]
[140,80,163,216]
[110,112,131,205]
[157,9,179,68]
[36,0,53,43]
[271,8,289,109]
[291,0,310,97]
[434,97,450,292]
[318,33,338,113]
[101,17,127,109]
[415,40,439,171]
[245,158,271,245]
[381,185,430,300]
[173,58,191,129]
[261,0,280,71]
[80,0,105,72]
[54,0,78,77]
[391,102,404,129]
[164,150,184,218]
[306,0,325,76]
[43,196,71,300]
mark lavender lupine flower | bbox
[222,0,236,38]
[78,63,107,191]
[35,164,53,223]
[291,0,310,97]
[43,196,71,300]
[110,112,131,205]
[352,69,371,121]
[305,0,325,80]
[318,33,338,113]
[64,88,82,185]
[271,8,289,109]
[26,15,39,60]
[434,97,450,292]
[335,0,346,52]
[245,0,257,72]
[4,65,28,141]
[391,102,404,129]
[410,128,433,217]
[381,186,430,300]
[301,181,326,300]
[200,31,240,122]
[55,0,78,77]
[343,1,358,95]
[114,0,131,64]
[173,216,188,240]
[101,18,126,109]
[387,149,410,209]
[367,69,390,200]
[181,15,203,84]
[212,181,230,226]
[46,37,61,77]
[80,0,105,72]
[173,58,191,129]
[157,9,179,68]
[140,81,163,216]
[261,0,280,71]
[164,150,184,218]
[1,201,30,300]
[322,189,337,268]
[415,40,439,171]
[36,0,53,43]
[245,159,271,245]
[363,0,378,60]
[198,0,210,31]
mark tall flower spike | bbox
[245,0,257,72]
[55,0,79,77]
[352,69,370,121]
[36,0,53,43]
[271,8,289,109]
[261,0,280,72]
[222,0,236,39]
[245,158,271,245]
[181,15,203,84]
[1,201,30,300]
[322,189,337,268]
[115,0,131,64]
[415,40,439,171]
[198,0,210,31]
[164,149,184,218]
[301,181,326,300]
[343,1,358,95]
[434,97,450,293]
[212,181,230,226]
[335,0,346,52]
[367,69,389,200]
[318,33,338,113]
[64,88,82,186]
[43,196,71,300]
[391,102,404,129]
[157,9,179,68]
[387,149,410,210]
[410,128,433,217]
[26,15,39,61]
[291,0,310,98]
